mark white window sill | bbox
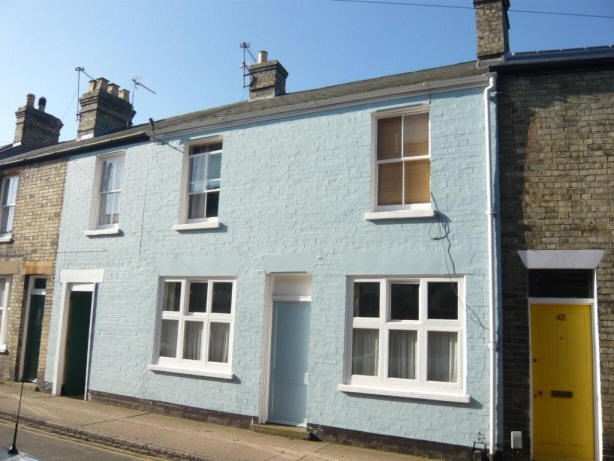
[0,345,6,354]
[148,363,233,380]
[337,383,470,403]
[0,234,13,243]
[364,209,435,221]
[84,224,120,236]
[173,219,220,231]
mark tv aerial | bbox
[240,41,257,88]
[131,77,157,109]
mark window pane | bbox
[188,193,205,220]
[205,191,219,218]
[183,321,203,360]
[159,320,178,358]
[353,282,379,318]
[162,282,181,312]
[377,162,402,206]
[193,143,222,154]
[212,282,232,313]
[33,278,46,290]
[388,330,417,379]
[98,192,120,225]
[403,112,429,157]
[428,282,458,319]
[427,331,458,382]
[0,206,14,233]
[209,322,230,363]
[377,117,401,160]
[101,157,123,192]
[207,153,221,190]
[188,282,208,313]
[352,329,378,376]
[2,177,18,206]
[390,284,419,320]
[404,159,430,204]
[0,279,6,303]
[189,154,206,193]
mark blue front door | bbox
[268,301,310,426]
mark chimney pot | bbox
[96,77,109,92]
[38,97,47,112]
[118,89,130,101]
[26,94,35,107]
[107,83,119,96]
[258,50,268,64]
[88,79,97,91]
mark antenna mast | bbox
[240,41,257,88]
[75,66,95,121]
[131,78,157,110]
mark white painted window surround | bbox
[176,138,223,232]
[0,277,11,353]
[340,276,469,402]
[151,277,235,380]
[368,106,434,221]
[0,175,19,239]
[86,153,124,236]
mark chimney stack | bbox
[248,51,288,100]
[77,77,135,139]
[13,94,63,149]
[474,0,510,61]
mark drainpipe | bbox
[483,75,497,458]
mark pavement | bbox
[0,382,429,461]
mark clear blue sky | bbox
[1,0,612,144]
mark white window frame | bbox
[149,277,235,379]
[0,277,12,352]
[86,152,124,235]
[339,276,468,402]
[367,106,433,219]
[175,137,222,231]
[0,175,19,238]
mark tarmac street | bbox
[0,383,428,461]
[0,422,147,460]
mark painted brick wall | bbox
[46,86,495,449]
[498,67,614,458]
[0,158,66,382]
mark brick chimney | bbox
[248,51,288,100]
[13,94,63,149]
[474,0,510,61]
[77,77,135,139]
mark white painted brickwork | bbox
[46,86,494,447]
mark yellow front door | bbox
[531,304,595,461]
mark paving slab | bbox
[0,383,429,461]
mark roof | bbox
[0,60,486,167]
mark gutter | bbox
[483,75,497,457]
[0,131,148,167]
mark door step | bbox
[252,423,311,440]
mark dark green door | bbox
[22,293,45,382]
[62,291,92,396]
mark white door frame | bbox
[259,273,312,424]
[528,292,601,461]
[52,269,103,398]
[18,276,47,381]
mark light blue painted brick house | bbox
[41,55,500,458]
